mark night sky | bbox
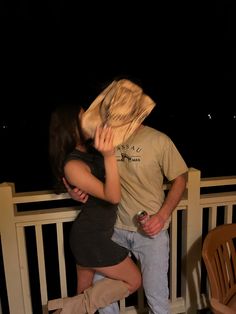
[1,1,236,191]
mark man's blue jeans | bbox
[94,227,170,314]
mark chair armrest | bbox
[210,298,236,314]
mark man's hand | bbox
[141,212,165,237]
[62,177,89,203]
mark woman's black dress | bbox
[67,148,128,267]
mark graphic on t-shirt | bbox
[116,144,142,162]
[120,153,131,161]
[116,152,141,162]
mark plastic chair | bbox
[202,223,236,314]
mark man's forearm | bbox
[158,173,187,222]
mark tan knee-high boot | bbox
[48,278,129,314]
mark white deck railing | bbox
[0,168,236,314]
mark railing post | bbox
[182,168,202,313]
[0,183,26,314]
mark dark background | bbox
[0,1,236,192]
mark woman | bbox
[48,104,141,314]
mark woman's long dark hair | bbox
[49,104,85,192]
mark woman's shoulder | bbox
[64,149,90,168]
[64,157,87,169]
[66,149,94,162]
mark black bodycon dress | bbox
[67,148,129,267]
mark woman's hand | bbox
[62,177,89,203]
[94,125,115,157]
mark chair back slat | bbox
[202,223,236,312]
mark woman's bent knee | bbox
[128,273,142,294]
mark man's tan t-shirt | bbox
[115,126,188,231]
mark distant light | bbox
[208,113,212,120]
[1,123,8,129]
[233,115,236,120]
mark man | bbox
[65,79,188,314]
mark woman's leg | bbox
[48,277,130,314]
[93,255,141,294]
[93,272,120,314]
[76,266,95,293]
[76,254,141,294]
[48,256,141,313]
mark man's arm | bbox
[142,173,187,236]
